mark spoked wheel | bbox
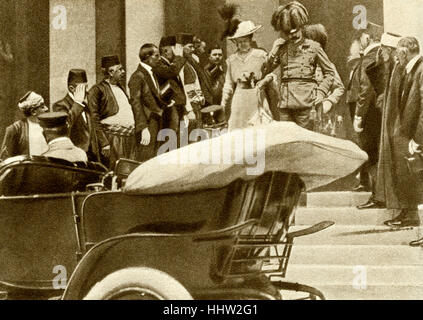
[83,267,193,300]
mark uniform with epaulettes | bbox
[263,38,335,129]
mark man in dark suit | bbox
[352,22,383,195]
[153,36,187,134]
[52,69,100,162]
[128,43,169,162]
[88,55,137,169]
[0,91,49,160]
[384,37,423,229]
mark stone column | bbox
[49,0,96,105]
[125,0,165,81]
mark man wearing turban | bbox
[0,91,49,160]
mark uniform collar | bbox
[406,55,421,74]
[48,137,72,146]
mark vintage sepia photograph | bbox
[0,0,422,302]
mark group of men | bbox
[346,23,423,243]
[0,34,226,168]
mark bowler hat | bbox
[101,55,120,69]
[38,112,69,128]
[67,69,88,85]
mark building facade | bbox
[3,0,421,142]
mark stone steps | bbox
[283,190,423,299]
[290,225,422,246]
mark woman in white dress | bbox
[219,4,271,130]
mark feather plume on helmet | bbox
[271,1,309,34]
[218,3,241,40]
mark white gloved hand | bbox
[409,139,421,155]
[140,127,151,146]
[322,100,333,114]
[271,38,286,56]
[353,116,363,133]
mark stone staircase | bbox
[276,191,423,300]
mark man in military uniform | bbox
[261,1,335,130]
[39,112,88,163]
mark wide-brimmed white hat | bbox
[228,20,262,40]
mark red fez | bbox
[177,33,194,45]
[67,69,88,85]
[101,55,121,69]
[38,112,69,128]
[160,36,177,48]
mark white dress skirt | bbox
[228,86,260,130]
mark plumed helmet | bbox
[304,24,328,49]
[271,1,309,34]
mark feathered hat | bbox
[218,3,262,40]
[271,1,309,34]
[304,24,328,49]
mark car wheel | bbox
[83,267,193,300]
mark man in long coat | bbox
[356,33,400,209]
[360,33,402,211]
[382,37,423,228]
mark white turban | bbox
[18,91,45,113]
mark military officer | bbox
[39,112,88,163]
[261,1,335,130]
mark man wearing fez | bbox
[52,69,100,162]
[261,1,335,129]
[39,111,87,163]
[128,44,168,162]
[153,35,187,134]
[88,55,136,169]
[0,91,49,160]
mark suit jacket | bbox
[128,64,166,143]
[346,58,362,104]
[153,56,187,107]
[204,62,226,105]
[355,46,379,119]
[395,56,423,143]
[88,80,128,148]
[0,120,29,160]
[52,94,100,161]
[42,137,88,163]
